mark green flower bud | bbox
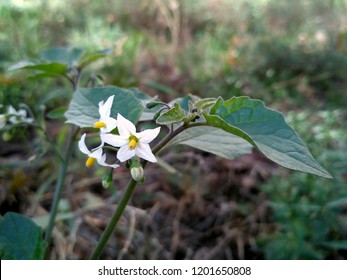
[2,131,12,141]
[130,165,144,183]
[146,101,166,109]
[102,170,113,189]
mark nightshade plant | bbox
[0,47,332,260]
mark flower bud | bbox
[130,165,144,182]
[102,170,113,189]
[2,131,12,141]
[146,101,166,109]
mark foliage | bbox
[0,212,46,260]
[0,0,346,260]
[260,109,347,259]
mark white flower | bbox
[7,106,34,124]
[101,114,160,163]
[78,133,119,168]
[93,95,118,133]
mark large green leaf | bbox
[65,86,144,127]
[203,97,332,178]
[167,126,253,160]
[0,212,46,260]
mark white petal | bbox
[117,113,135,136]
[89,147,103,159]
[24,117,34,123]
[135,142,157,162]
[98,100,104,117]
[101,133,128,147]
[117,145,136,162]
[7,106,17,115]
[96,153,107,165]
[18,109,27,118]
[103,117,118,133]
[78,133,91,155]
[136,127,161,144]
[96,154,119,168]
[99,95,114,119]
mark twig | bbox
[117,207,136,260]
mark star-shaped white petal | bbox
[78,133,119,168]
[101,114,160,163]
[95,95,118,133]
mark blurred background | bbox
[0,0,347,259]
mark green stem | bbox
[152,122,207,155]
[34,124,64,161]
[90,122,199,259]
[44,67,82,256]
[44,125,78,254]
[90,178,138,259]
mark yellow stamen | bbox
[128,138,138,150]
[86,157,96,167]
[94,121,106,128]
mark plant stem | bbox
[151,122,207,155]
[90,123,198,259]
[152,123,188,154]
[44,125,78,254]
[90,178,138,259]
[44,67,82,257]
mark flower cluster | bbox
[78,95,160,173]
[0,105,34,129]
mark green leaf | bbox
[8,61,68,76]
[146,101,167,109]
[167,126,253,159]
[77,48,112,69]
[0,212,46,260]
[40,47,84,66]
[129,87,156,105]
[169,95,199,112]
[203,97,332,178]
[28,72,63,80]
[130,89,169,122]
[194,97,216,110]
[65,86,144,127]
[46,107,67,119]
[156,103,186,125]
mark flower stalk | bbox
[90,178,138,260]
[90,122,197,259]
